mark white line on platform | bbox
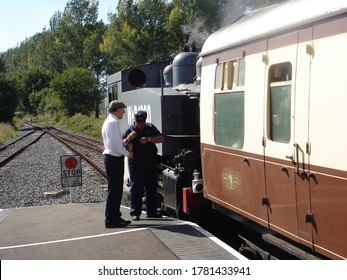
[0,227,148,250]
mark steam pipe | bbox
[160,69,164,101]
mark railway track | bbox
[46,127,106,177]
[0,127,45,167]
[1,122,106,177]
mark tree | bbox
[33,87,66,120]
[102,0,145,72]
[0,55,5,73]
[16,68,52,115]
[0,73,18,123]
[50,68,100,116]
[102,0,177,73]
[2,46,27,73]
[54,0,106,117]
[55,0,105,72]
[28,30,64,74]
[102,0,228,72]
[136,0,174,61]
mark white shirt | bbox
[102,113,129,157]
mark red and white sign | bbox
[60,155,82,187]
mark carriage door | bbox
[263,30,311,244]
[291,28,314,249]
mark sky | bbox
[0,0,118,53]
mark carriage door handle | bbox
[285,154,295,165]
[293,143,306,177]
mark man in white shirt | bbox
[102,100,133,228]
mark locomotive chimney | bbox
[172,52,198,87]
[163,64,173,86]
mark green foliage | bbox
[1,113,103,146]
[171,0,226,51]
[102,0,182,72]
[50,67,100,116]
[0,122,18,145]
[28,31,63,73]
[54,0,105,73]
[56,113,104,138]
[29,87,66,121]
[0,73,18,123]
[16,67,53,115]
[0,55,5,72]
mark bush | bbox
[57,114,104,139]
[0,123,18,145]
[0,74,18,123]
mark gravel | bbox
[0,130,130,210]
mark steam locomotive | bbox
[106,52,202,216]
[106,0,347,260]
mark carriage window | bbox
[215,64,222,89]
[222,61,233,90]
[215,58,245,90]
[214,91,244,149]
[238,58,245,86]
[268,62,292,143]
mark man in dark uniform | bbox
[123,110,164,220]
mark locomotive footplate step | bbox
[0,202,245,260]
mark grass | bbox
[1,113,106,145]
[0,123,18,145]
[56,113,105,139]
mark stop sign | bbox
[60,155,82,187]
[65,157,78,169]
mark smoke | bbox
[180,0,284,51]
[181,18,209,51]
[180,0,252,51]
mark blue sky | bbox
[0,0,118,52]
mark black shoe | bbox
[119,218,131,225]
[105,218,131,228]
[146,213,162,218]
[131,216,140,221]
[105,223,120,228]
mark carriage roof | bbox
[200,0,347,57]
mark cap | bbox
[134,110,147,123]
[108,100,127,112]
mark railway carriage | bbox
[198,0,347,259]
[106,0,347,259]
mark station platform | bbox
[0,202,246,260]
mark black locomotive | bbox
[106,52,203,217]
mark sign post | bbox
[60,155,82,202]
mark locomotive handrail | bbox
[165,134,200,138]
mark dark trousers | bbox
[104,154,124,225]
[130,159,157,217]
